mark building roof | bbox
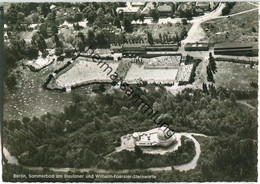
[123,44,147,48]
[214,42,254,49]
[131,2,145,6]
[116,6,140,13]
[158,5,172,12]
[185,43,209,47]
[196,2,210,8]
[110,46,122,50]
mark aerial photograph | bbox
[2,1,258,182]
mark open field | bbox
[56,59,119,88]
[201,11,258,42]
[125,64,178,84]
[229,2,257,15]
[214,62,258,90]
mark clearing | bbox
[214,62,258,90]
[201,10,258,42]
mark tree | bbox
[175,32,180,44]
[200,97,208,109]
[202,83,208,94]
[55,47,63,56]
[139,14,145,23]
[87,29,95,46]
[206,65,214,82]
[222,6,230,16]
[83,150,97,167]
[17,12,25,23]
[180,28,187,39]
[86,10,96,24]
[114,17,121,28]
[136,158,145,168]
[54,34,61,47]
[134,145,143,157]
[147,32,154,45]
[5,74,18,91]
[102,113,110,123]
[74,12,83,23]
[159,33,162,43]
[122,18,133,32]
[230,93,236,104]
[94,117,102,130]
[209,52,217,73]
[31,32,47,53]
[218,91,225,101]
[149,9,159,22]
[181,18,188,25]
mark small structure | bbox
[195,2,211,11]
[158,5,172,17]
[133,127,176,147]
[131,2,145,7]
[184,42,209,51]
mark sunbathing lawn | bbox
[214,62,258,90]
[125,64,178,83]
[201,11,258,43]
[229,2,257,15]
[56,59,119,87]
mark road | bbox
[182,3,226,43]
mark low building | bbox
[184,42,209,51]
[110,45,122,53]
[116,6,140,14]
[214,42,258,56]
[195,2,211,11]
[158,5,172,17]
[133,127,176,147]
[146,44,179,51]
[131,2,145,7]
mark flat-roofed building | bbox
[131,2,145,7]
[158,5,172,17]
[184,42,209,51]
[214,42,258,56]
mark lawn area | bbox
[56,59,119,88]
[214,62,258,90]
[3,58,94,120]
[229,2,257,15]
[201,10,258,42]
[124,64,179,84]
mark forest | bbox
[3,84,258,181]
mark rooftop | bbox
[214,42,255,49]
[158,5,172,12]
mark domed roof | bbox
[157,127,174,141]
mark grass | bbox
[214,62,258,90]
[133,22,192,41]
[229,2,257,15]
[201,10,258,43]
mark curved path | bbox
[3,133,208,173]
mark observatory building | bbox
[132,127,176,147]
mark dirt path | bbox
[238,100,256,110]
[214,8,258,19]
